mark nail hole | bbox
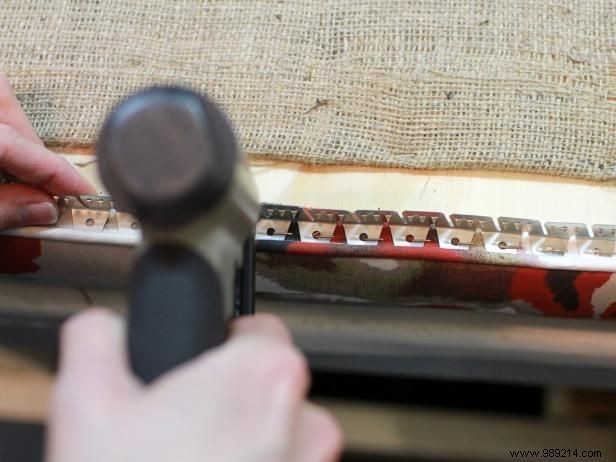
[451,237,460,246]
[266,227,275,236]
[498,241,508,249]
[312,230,321,239]
[359,233,368,241]
[406,234,415,242]
[85,218,94,227]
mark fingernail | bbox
[23,202,58,225]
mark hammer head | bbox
[97,87,237,227]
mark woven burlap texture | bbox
[1,1,615,179]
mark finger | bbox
[229,313,293,344]
[222,315,305,400]
[290,403,344,462]
[0,74,44,145]
[218,328,310,420]
[0,184,58,229]
[0,123,95,195]
[168,317,309,417]
[57,309,139,396]
[175,318,308,398]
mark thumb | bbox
[0,183,58,229]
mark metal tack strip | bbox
[28,197,616,258]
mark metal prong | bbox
[312,231,334,239]
[76,196,90,208]
[102,209,114,231]
[586,248,616,257]
[498,241,520,250]
[451,237,474,246]
[538,247,567,255]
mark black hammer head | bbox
[97,87,237,228]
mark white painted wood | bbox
[58,152,616,227]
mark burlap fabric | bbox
[1,1,614,179]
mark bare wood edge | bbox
[3,292,616,411]
[0,347,52,422]
[5,346,615,458]
[55,149,616,225]
[318,397,616,460]
[2,347,615,460]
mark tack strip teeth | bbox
[490,217,545,255]
[545,222,590,239]
[532,222,591,257]
[49,197,616,257]
[56,195,138,233]
[402,211,450,228]
[449,214,497,232]
[497,218,544,236]
[392,211,448,248]
[260,205,299,221]
[343,210,388,246]
[257,205,299,241]
[389,211,426,247]
[592,225,616,241]
[60,195,114,211]
[386,212,429,247]
[298,208,348,244]
[443,214,498,251]
[584,225,616,257]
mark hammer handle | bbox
[128,243,226,383]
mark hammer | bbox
[96,87,259,383]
